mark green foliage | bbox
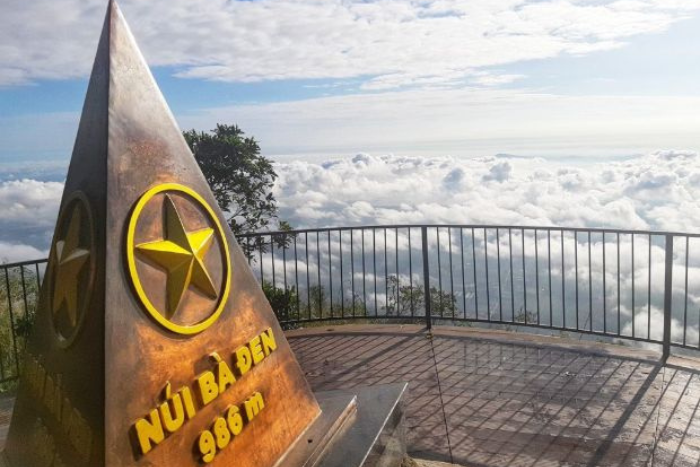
[183,124,294,259]
[383,275,457,318]
[0,265,40,385]
[261,282,298,323]
[261,281,368,324]
[183,124,277,236]
[514,309,538,324]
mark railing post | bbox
[421,227,432,330]
[662,234,673,363]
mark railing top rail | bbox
[5,222,698,269]
[236,223,700,239]
[0,258,48,270]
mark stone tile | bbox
[289,331,700,466]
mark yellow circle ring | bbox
[126,183,231,335]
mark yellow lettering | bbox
[212,417,230,449]
[261,328,277,356]
[196,371,219,406]
[234,346,252,376]
[134,409,165,456]
[250,336,264,365]
[198,430,216,464]
[226,405,244,436]
[180,386,197,420]
[243,392,265,422]
[159,384,185,434]
[215,358,236,393]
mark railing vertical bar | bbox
[351,229,355,317]
[617,233,621,336]
[305,233,310,320]
[663,234,673,360]
[0,275,6,379]
[648,234,652,340]
[340,231,345,318]
[409,228,414,317]
[34,263,41,291]
[317,232,322,317]
[384,229,389,314]
[20,267,29,344]
[548,230,553,327]
[282,237,287,291]
[509,229,514,321]
[4,269,19,378]
[437,227,443,317]
[395,228,400,317]
[460,228,466,319]
[421,227,431,328]
[373,228,378,316]
[259,240,264,286]
[362,230,366,316]
[483,229,491,318]
[497,228,503,321]
[535,229,540,325]
[575,232,579,330]
[448,227,455,317]
[588,231,592,332]
[603,232,607,335]
[684,236,689,347]
[472,228,479,320]
[328,232,333,318]
[562,230,566,329]
[632,234,635,338]
[271,239,276,289]
[294,235,300,318]
[522,228,527,324]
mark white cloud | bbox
[1,0,699,88]
[0,242,47,265]
[0,179,62,262]
[5,150,700,260]
[6,150,700,347]
[177,88,700,157]
[272,151,700,232]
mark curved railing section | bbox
[237,225,699,359]
[2,224,699,382]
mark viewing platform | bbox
[4,223,700,466]
[288,324,700,467]
[0,324,697,466]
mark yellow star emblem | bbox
[135,195,218,318]
[52,205,90,327]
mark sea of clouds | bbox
[2,150,699,264]
[4,151,700,345]
[273,150,700,233]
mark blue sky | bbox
[2,0,700,169]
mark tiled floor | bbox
[0,325,698,466]
[288,325,700,467]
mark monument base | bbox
[278,383,408,467]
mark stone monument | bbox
[2,2,406,466]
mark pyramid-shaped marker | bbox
[2,2,321,466]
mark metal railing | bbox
[0,259,47,383]
[238,225,700,362]
[2,224,700,383]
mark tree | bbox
[383,275,457,318]
[183,124,282,237]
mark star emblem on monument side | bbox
[135,195,219,319]
[52,206,90,326]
